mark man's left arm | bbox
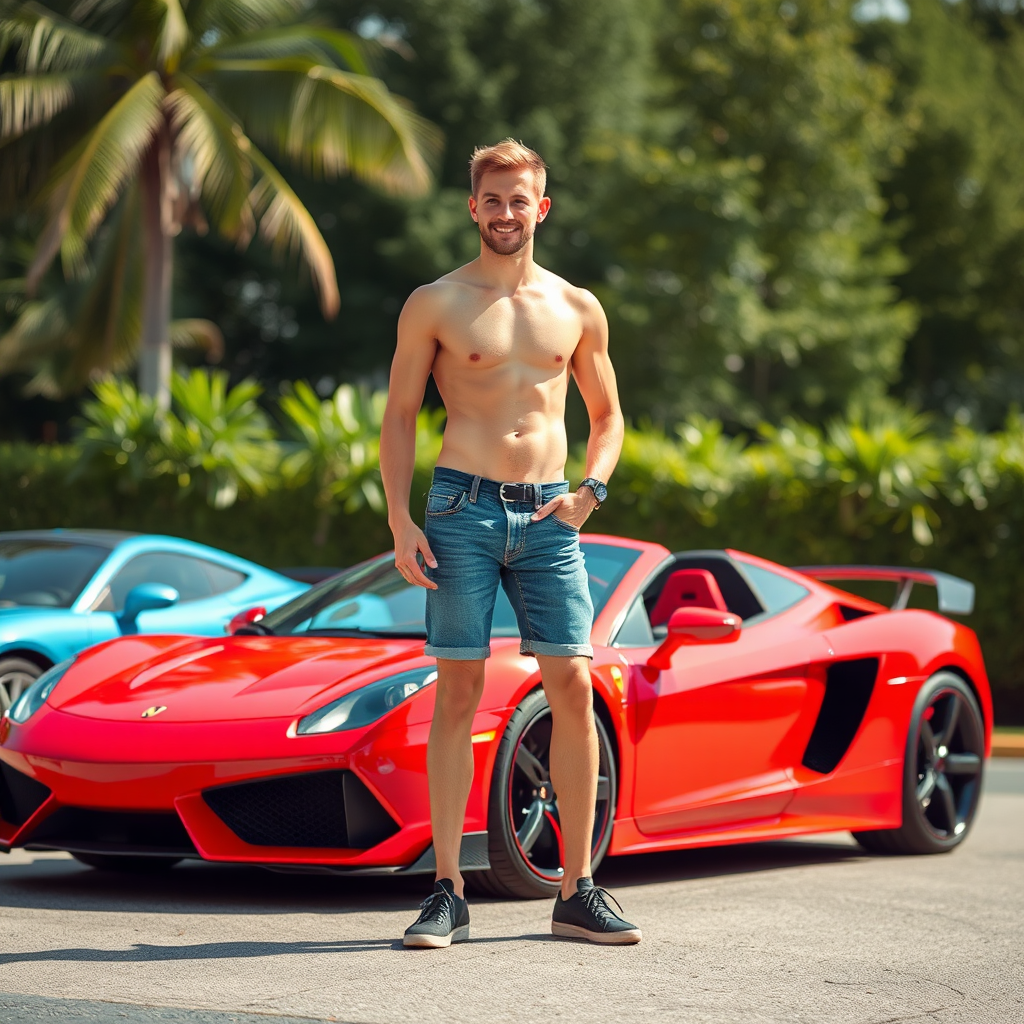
[532,289,624,528]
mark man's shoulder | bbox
[406,266,483,307]
[537,268,602,315]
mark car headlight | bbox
[8,659,74,724]
[296,665,437,736]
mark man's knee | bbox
[539,656,594,719]
[434,658,486,721]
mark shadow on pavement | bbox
[0,836,865,918]
[596,837,865,890]
[0,934,575,965]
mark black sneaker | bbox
[403,878,471,948]
[551,877,642,945]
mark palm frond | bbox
[187,0,305,39]
[166,76,251,238]
[2,187,146,396]
[151,0,190,70]
[29,70,164,284]
[0,6,120,72]
[195,24,370,74]
[0,72,76,140]
[0,294,68,378]
[169,317,223,359]
[247,141,339,318]
[201,58,440,195]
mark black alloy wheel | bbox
[469,688,617,899]
[72,852,182,872]
[854,671,985,855]
[0,657,42,714]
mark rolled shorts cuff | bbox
[519,641,594,659]
[424,643,491,661]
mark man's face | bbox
[469,168,550,256]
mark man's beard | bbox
[479,220,533,256]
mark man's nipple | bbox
[555,355,563,363]
[470,353,481,362]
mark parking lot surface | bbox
[0,760,1021,1024]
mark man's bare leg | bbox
[427,658,486,897]
[537,654,599,898]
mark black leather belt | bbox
[498,482,540,504]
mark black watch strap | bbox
[578,477,607,508]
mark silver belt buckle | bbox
[499,482,514,502]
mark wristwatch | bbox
[578,477,608,509]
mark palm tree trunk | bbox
[139,125,173,410]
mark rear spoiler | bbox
[794,565,975,615]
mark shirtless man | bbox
[381,140,640,947]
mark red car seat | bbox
[649,568,729,626]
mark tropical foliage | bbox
[0,0,439,403]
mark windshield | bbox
[260,543,641,639]
[0,540,109,608]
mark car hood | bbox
[50,635,430,723]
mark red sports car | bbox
[0,537,991,898]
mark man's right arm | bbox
[380,286,440,590]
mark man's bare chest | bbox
[439,294,582,366]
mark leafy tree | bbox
[858,0,1024,429]
[0,0,438,405]
[591,0,916,427]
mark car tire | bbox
[0,657,43,714]
[468,687,617,900]
[853,671,985,855]
[71,853,182,872]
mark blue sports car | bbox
[0,530,308,709]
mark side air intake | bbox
[203,769,399,850]
[0,762,51,826]
[802,658,879,774]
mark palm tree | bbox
[0,0,438,405]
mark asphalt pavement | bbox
[0,761,1021,1024]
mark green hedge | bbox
[4,421,1022,723]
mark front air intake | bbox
[0,761,51,826]
[202,769,399,850]
[23,807,197,857]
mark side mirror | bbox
[648,606,740,669]
[226,606,267,635]
[117,583,179,635]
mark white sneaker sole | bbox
[403,924,471,948]
[551,921,642,945]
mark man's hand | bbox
[392,519,438,589]
[531,488,598,529]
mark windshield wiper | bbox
[235,622,275,636]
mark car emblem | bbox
[141,705,168,719]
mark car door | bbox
[625,562,829,836]
[88,551,249,636]
[630,627,830,835]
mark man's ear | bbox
[536,196,552,223]
[468,195,479,223]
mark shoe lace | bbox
[579,885,624,926]
[416,889,453,927]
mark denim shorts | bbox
[422,468,594,660]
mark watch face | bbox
[593,481,608,503]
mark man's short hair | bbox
[469,139,547,198]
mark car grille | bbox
[0,761,51,826]
[23,807,198,856]
[203,769,399,850]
